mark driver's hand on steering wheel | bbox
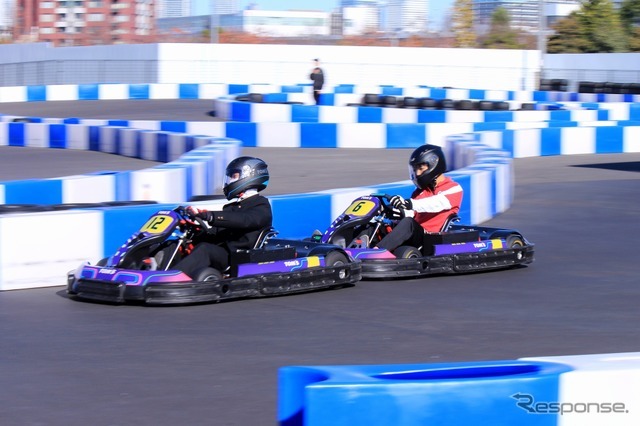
[186,206,215,224]
[389,195,412,210]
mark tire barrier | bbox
[278,352,640,426]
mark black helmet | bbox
[223,156,269,199]
[408,144,447,191]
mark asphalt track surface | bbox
[1,101,640,426]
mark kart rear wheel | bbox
[325,251,348,267]
[393,246,421,259]
[506,235,524,248]
[193,267,223,282]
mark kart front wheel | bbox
[506,235,524,248]
[324,251,348,267]
[393,246,421,259]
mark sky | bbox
[194,1,455,29]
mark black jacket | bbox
[203,194,272,252]
[310,67,324,90]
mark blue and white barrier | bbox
[278,352,640,426]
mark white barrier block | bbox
[167,133,188,161]
[249,84,278,94]
[161,160,209,198]
[0,86,27,103]
[623,126,640,152]
[0,122,7,146]
[382,108,418,124]
[80,119,109,126]
[140,131,160,161]
[468,168,493,224]
[319,106,357,123]
[513,110,551,122]
[42,118,64,124]
[507,121,547,130]
[150,83,180,99]
[561,127,596,155]
[486,90,509,101]
[129,120,160,131]
[130,167,186,203]
[99,84,129,100]
[0,185,5,203]
[252,103,291,123]
[187,121,225,137]
[257,122,300,148]
[24,123,49,148]
[182,148,226,193]
[333,93,362,107]
[61,174,116,203]
[571,110,599,122]
[513,128,542,158]
[338,123,386,148]
[476,131,505,150]
[288,93,309,105]
[601,103,630,121]
[0,211,103,290]
[199,84,228,99]
[447,110,484,123]
[403,87,430,98]
[64,124,89,150]
[524,353,640,426]
[118,128,141,158]
[99,126,122,154]
[47,84,79,101]
[427,123,473,147]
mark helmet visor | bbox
[225,165,250,186]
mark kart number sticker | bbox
[345,200,376,217]
[140,215,173,234]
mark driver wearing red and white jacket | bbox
[376,144,463,252]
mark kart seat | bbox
[253,226,279,249]
[440,214,461,232]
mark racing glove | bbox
[187,206,215,224]
[389,195,412,210]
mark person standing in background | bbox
[310,58,325,105]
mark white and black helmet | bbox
[408,144,447,191]
[223,156,270,200]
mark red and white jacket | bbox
[405,176,463,233]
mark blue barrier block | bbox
[430,88,447,99]
[532,91,548,102]
[333,85,354,94]
[417,110,446,123]
[108,120,129,127]
[128,84,150,99]
[381,87,402,96]
[27,86,46,102]
[500,130,515,157]
[156,132,169,163]
[179,84,199,99]
[540,127,562,156]
[231,101,252,122]
[62,118,81,124]
[468,89,486,99]
[160,121,187,133]
[300,123,337,148]
[318,93,334,106]
[357,107,383,123]
[631,104,640,121]
[269,193,332,239]
[89,126,101,151]
[474,122,507,131]
[226,122,257,147]
[549,110,571,121]
[8,122,25,146]
[291,105,319,123]
[282,85,304,93]
[279,360,570,426]
[49,124,67,149]
[263,93,288,103]
[228,84,249,95]
[484,111,513,123]
[546,120,577,128]
[3,179,62,204]
[597,109,609,120]
[596,126,624,154]
[371,182,413,199]
[101,203,175,255]
[386,124,426,148]
[78,84,99,100]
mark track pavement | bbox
[1,101,639,426]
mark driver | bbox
[376,144,463,253]
[172,156,273,278]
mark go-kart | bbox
[67,206,361,305]
[313,194,534,279]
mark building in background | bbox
[0,0,13,39]
[474,0,581,33]
[385,0,429,33]
[213,0,240,14]
[243,9,330,37]
[14,0,156,46]
[157,0,191,19]
[342,1,380,35]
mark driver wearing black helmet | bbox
[376,144,463,253]
[172,156,273,278]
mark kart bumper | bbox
[67,262,361,305]
[361,244,535,279]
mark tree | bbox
[481,7,525,49]
[451,0,476,48]
[620,0,640,33]
[547,12,591,53]
[578,0,627,52]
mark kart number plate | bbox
[345,200,376,217]
[139,214,173,234]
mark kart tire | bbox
[96,258,109,267]
[193,267,223,282]
[324,251,348,267]
[393,246,421,259]
[506,235,524,248]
